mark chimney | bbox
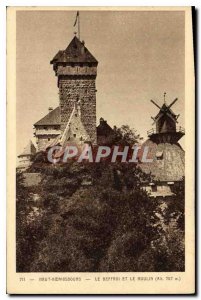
[81,40,85,55]
[49,107,53,112]
[100,117,106,125]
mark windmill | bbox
[151,97,178,123]
[139,93,185,199]
[148,93,184,143]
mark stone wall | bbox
[139,139,185,182]
[37,134,60,151]
[17,155,32,171]
[59,76,97,144]
[57,65,97,76]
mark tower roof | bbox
[34,107,61,126]
[43,104,90,151]
[60,103,90,147]
[50,36,98,65]
[97,118,114,136]
[155,103,176,121]
[18,140,36,157]
[151,97,179,124]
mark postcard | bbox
[7,6,195,294]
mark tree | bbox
[112,125,141,146]
[16,127,184,272]
[17,159,162,272]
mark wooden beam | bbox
[167,98,178,109]
[150,99,162,110]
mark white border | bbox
[1,0,200,299]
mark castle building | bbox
[139,96,185,198]
[34,107,61,151]
[97,117,115,145]
[17,140,36,171]
[34,36,98,150]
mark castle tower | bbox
[50,36,98,144]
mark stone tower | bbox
[50,36,98,144]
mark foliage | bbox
[112,125,141,146]
[16,126,185,272]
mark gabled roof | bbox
[43,104,90,151]
[61,105,90,147]
[97,118,114,136]
[50,36,98,64]
[34,107,61,126]
[18,140,36,157]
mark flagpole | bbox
[78,12,80,40]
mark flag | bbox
[74,11,79,27]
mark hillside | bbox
[16,160,184,272]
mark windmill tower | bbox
[139,94,185,198]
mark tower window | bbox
[48,138,50,141]
[156,151,163,160]
[80,136,83,141]
[151,185,157,192]
[73,134,76,138]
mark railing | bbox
[147,128,155,136]
[176,126,185,134]
[147,126,185,136]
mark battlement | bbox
[55,64,97,77]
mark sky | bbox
[16,10,185,155]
